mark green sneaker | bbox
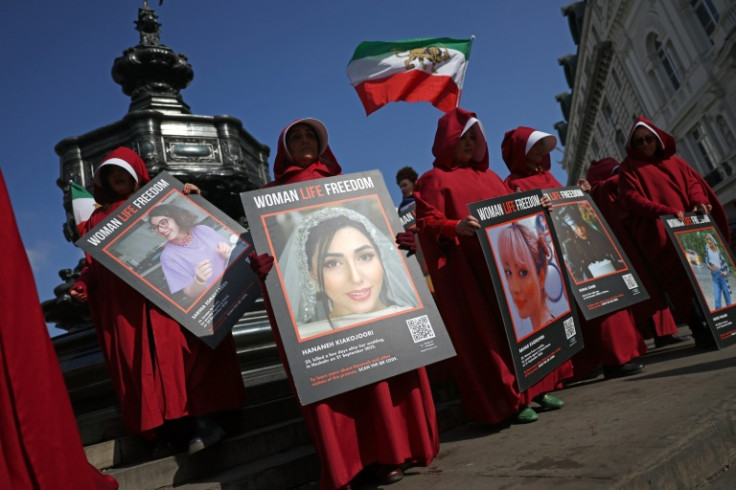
[514,407,538,423]
[533,393,564,411]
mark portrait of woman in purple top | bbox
[149,204,233,299]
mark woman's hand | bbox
[69,282,88,302]
[216,242,234,261]
[395,229,417,256]
[248,251,274,281]
[577,179,591,193]
[676,210,686,222]
[540,195,552,210]
[693,202,712,214]
[455,216,480,236]
[182,183,201,195]
[182,260,213,298]
[194,259,213,284]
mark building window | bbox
[611,69,622,91]
[690,124,719,173]
[690,0,719,36]
[716,115,734,149]
[654,37,681,90]
[602,100,615,128]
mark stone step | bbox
[91,396,464,489]
[79,364,291,448]
[105,417,313,489]
[85,393,303,470]
[78,405,126,447]
[153,399,463,490]
[158,445,319,490]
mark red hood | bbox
[501,126,553,175]
[586,157,620,185]
[431,107,489,171]
[272,118,341,182]
[625,116,676,161]
[92,147,150,204]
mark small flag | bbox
[70,181,96,234]
[347,37,473,115]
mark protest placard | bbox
[77,171,258,348]
[545,187,648,320]
[241,170,455,404]
[469,189,582,391]
[663,212,736,349]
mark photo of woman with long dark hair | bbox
[279,205,418,340]
[149,204,234,299]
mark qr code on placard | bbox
[407,315,435,343]
[622,273,638,289]
[563,317,576,340]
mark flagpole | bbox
[456,35,475,108]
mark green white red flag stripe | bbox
[70,181,96,233]
[347,37,473,115]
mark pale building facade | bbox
[556,0,736,225]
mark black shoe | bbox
[151,441,174,459]
[188,417,225,455]
[372,465,404,485]
[654,334,689,348]
[603,361,644,379]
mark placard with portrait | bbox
[468,189,582,391]
[241,170,455,405]
[77,172,258,348]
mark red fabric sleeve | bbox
[74,261,96,293]
[414,177,458,245]
[619,165,680,218]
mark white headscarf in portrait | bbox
[278,206,419,324]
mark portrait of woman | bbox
[495,217,566,339]
[278,205,419,340]
[149,204,234,299]
[704,233,732,311]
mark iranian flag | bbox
[347,37,473,115]
[70,181,96,234]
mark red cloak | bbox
[501,128,643,375]
[586,158,678,338]
[262,119,438,490]
[502,126,562,191]
[75,147,246,436]
[619,117,729,320]
[415,109,571,425]
[0,170,118,489]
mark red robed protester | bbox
[503,126,563,192]
[586,158,680,344]
[502,127,645,379]
[71,147,246,445]
[0,170,118,489]
[415,108,568,425]
[253,118,438,490]
[618,117,728,344]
